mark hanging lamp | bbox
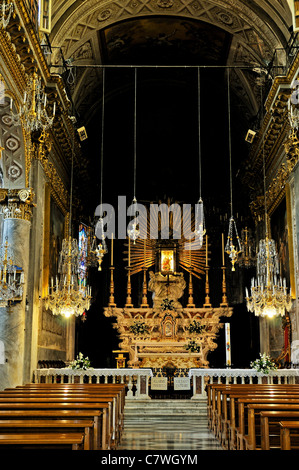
[245,85,292,318]
[127,68,140,244]
[91,68,108,270]
[194,67,206,248]
[224,69,242,271]
[44,118,92,318]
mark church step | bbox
[124,399,208,417]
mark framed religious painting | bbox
[160,249,175,274]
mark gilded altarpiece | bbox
[104,205,233,369]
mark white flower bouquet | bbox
[69,352,92,370]
[250,352,277,374]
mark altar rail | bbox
[33,368,299,400]
[189,368,299,398]
[33,368,153,399]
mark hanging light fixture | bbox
[127,68,140,244]
[0,1,13,29]
[10,72,55,132]
[238,227,256,268]
[224,69,242,270]
[91,69,108,270]
[0,237,24,307]
[245,85,292,318]
[194,67,206,248]
[44,121,92,318]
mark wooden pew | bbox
[0,409,103,450]
[4,384,126,446]
[0,401,110,449]
[12,383,127,443]
[235,397,299,450]
[244,404,299,449]
[259,409,299,450]
[0,432,85,449]
[207,385,299,449]
[0,392,118,445]
[0,418,94,450]
[207,383,299,441]
[280,421,299,450]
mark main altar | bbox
[103,203,233,370]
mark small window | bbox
[39,0,52,33]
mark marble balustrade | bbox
[33,368,153,399]
[33,368,299,400]
[189,368,299,398]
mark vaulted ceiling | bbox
[46,0,293,221]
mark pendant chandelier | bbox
[10,72,55,132]
[238,227,256,269]
[44,123,92,318]
[127,68,140,244]
[91,69,108,270]
[0,238,24,307]
[245,85,292,318]
[224,69,242,270]
[194,68,206,247]
[0,1,13,29]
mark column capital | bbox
[0,188,35,221]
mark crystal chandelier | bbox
[44,121,91,318]
[245,81,292,318]
[0,1,13,29]
[128,69,140,244]
[238,227,256,269]
[45,236,92,317]
[127,197,140,244]
[245,237,292,317]
[225,216,242,271]
[92,69,108,269]
[225,69,242,270]
[10,72,56,132]
[91,218,108,270]
[194,69,206,248]
[0,238,24,307]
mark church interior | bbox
[1,0,299,452]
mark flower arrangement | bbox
[250,353,277,374]
[129,321,149,336]
[160,298,175,311]
[185,340,200,353]
[69,352,91,370]
[187,320,203,335]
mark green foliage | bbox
[185,340,200,353]
[187,320,203,334]
[160,298,175,311]
[250,353,277,374]
[69,352,91,370]
[129,321,149,336]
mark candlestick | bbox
[225,323,231,367]
[222,233,225,266]
[205,234,208,266]
[128,236,131,267]
[111,233,113,266]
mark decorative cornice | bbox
[0,188,35,222]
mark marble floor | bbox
[118,409,223,450]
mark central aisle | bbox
[118,399,222,450]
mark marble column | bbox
[0,189,34,390]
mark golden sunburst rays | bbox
[123,202,207,279]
